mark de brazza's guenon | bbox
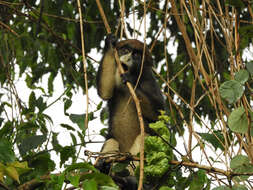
[97,34,164,157]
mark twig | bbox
[95,0,111,34]
[0,20,19,37]
[77,0,89,129]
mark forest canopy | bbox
[0,0,253,189]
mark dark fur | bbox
[97,34,164,153]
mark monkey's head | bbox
[116,40,153,73]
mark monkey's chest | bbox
[110,97,140,152]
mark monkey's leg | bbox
[101,138,120,153]
[129,133,147,155]
[95,138,119,174]
[128,133,148,175]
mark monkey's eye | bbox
[118,48,130,56]
[133,52,140,59]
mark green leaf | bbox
[69,113,85,130]
[226,0,245,8]
[234,70,249,84]
[219,80,244,104]
[36,97,47,112]
[60,146,76,167]
[96,101,103,111]
[83,179,98,190]
[50,174,65,190]
[78,130,85,144]
[5,166,20,183]
[18,135,47,156]
[65,162,98,173]
[52,132,63,152]
[144,151,170,177]
[8,161,31,175]
[198,131,225,151]
[30,153,56,174]
[230,155,250,170]
[238,25,253,50]
[67,174,80,187]
[0,139,15,163]
[69,113,95,130]
[149,120,170,141]
[81,173,117,187]
[60,123,76,131]
[64,98,72,114]
[189,170,208,190]
[230,155,253,181]
[0,121,13,141]
[70,133,77,145]
[28,91,36,112]
[246,61,253,76]
[48,72,55,95]
[228,107,248,133]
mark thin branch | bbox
[77,0,89,129]
[0,20,19,37]
[85,151,253,178]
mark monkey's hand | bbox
[105,34,118,48]
[121,73,133,84]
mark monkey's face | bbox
[118,47,142,72]
[118,48,133,72]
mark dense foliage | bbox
[0,0,253,189]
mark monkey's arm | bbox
[137,77,164,122]
[97,35,118,100]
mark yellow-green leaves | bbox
[144,119,172,178]
[0,161,30,184]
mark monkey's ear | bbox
[105,34,118,48]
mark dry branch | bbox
[86,150,253,178]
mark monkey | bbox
[96,34,164,157]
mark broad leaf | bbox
[5,166,20,183]
[219,80,244,104]
[60,146,76,167]
[83,179,98,190]
[234,70,249,84]
[198,131,226,151]
[230,155,253,181]
[228,107,248,133]
[0,139,15,163]
[69,113,85,130]
[67,174,80,187]
[18,135,47,156]
[246,61,253,76]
